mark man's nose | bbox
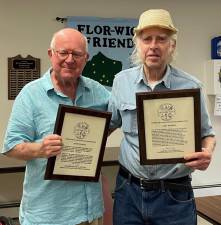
[65,53,75,62]
[149,39,158,48]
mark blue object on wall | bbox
[211,36,221,59]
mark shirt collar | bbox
[135,65,171,89]
[43,68,54,92]
[162,65,171,88]
[76,76,91,100]
[135,66,145,84]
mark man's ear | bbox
[86,53,89,60]
[85,53,89,62]
[170,37,176,48]
[170,39,176,54]
[48,49,52,58]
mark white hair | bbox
[130,33,177,66]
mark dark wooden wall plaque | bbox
[8,55,40,100]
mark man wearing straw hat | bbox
[108,9,216,225]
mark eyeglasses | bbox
[52,49,86,60]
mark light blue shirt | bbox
[2,69,110,225]
[108,65,214,179]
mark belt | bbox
[119,166,192,191]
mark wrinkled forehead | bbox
[56,36,85,49]
[53,31,87,51]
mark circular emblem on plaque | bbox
[158,103,176,121]
[73,122,90,139]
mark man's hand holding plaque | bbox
[136,89,201,164]
[45,104,111,182]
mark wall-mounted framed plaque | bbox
[45,104,112,182]
[8,55,40,100]
[136,89,201,165]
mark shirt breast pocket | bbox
[119,104,138,135]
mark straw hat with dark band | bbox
[134,9,178,35]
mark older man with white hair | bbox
[108,9,216,225]
[2,28,110,225]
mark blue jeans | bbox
[113,172,197,225]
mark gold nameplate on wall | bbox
[8,55,40,100]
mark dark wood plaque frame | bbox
[45,104,111,182]
[8,55,40,100]
[136,89,201,165]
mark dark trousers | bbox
[113,169,197,225]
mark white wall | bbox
[1,0,221,203]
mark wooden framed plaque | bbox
[136,89,201,165]
[8,55,40,100]
[45,104,111,182]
